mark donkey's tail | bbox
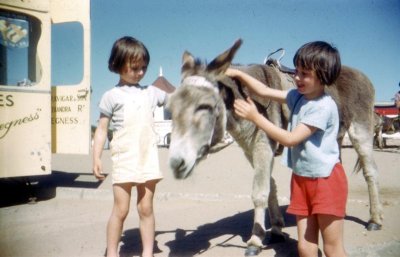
[353,158,363,173]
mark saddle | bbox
[263,48,296,157]
[264,48,296,75]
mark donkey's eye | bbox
[196,104,213,113]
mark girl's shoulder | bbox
[104,85,123,95]
[100,85,131,103]
[320,93,337,108]
[148,84,168,97]
[306,94,337,113]
[287,89,302,108]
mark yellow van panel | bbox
[0,0,49,13]
[0,91,51,178]
[51,85,90,154]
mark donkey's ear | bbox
[206,39,242,76]
[182,51,196,74]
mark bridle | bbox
[181,75,221,156]
[182,75,219,93]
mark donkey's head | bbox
[168,39,242,179]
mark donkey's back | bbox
[327,66,376,141]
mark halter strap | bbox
[182,75,218,93]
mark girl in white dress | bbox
[92,36,167,257]
[227,41,347,257]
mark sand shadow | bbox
[119,206,367,257]
[373,146,400,154]
[0,171,105,207]
[119,206,302,257]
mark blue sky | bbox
[87,0,399,125]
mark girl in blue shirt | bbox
[226,41,347,257]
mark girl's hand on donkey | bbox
[234,97,260,122]
[225,68,240,78]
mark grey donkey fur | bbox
[167,39,382,256]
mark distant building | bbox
[151,67,175,146]
[152,67,175,93]
[152,67,175,121]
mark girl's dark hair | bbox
[108,36,150,74]
[293,41,341,86]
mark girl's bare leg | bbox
[318,214,347,257]
[106,183,132,257]
[296,215,319,257]
[136,180,158,257]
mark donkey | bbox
[167,39,383,256]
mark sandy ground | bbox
[0,140,399,257]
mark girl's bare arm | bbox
[234,98,316,147]
[92,114,110,180]
[226,68,288,104]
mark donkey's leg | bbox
[245,164,268,256]
[348,123,383,230]
[245,143,284,256]
[268,174,285,241]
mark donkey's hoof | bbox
[367,222,382,231]
[245,245,261,256]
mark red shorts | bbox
[287,163,348,218]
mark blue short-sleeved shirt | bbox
[281,89,340,178]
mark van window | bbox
[0,10,39,86]
[51,22,83,86]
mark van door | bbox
[50,0,91,154]
[0,0,90,178]
[0,3,52,178]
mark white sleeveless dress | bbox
[109,89,162,184]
